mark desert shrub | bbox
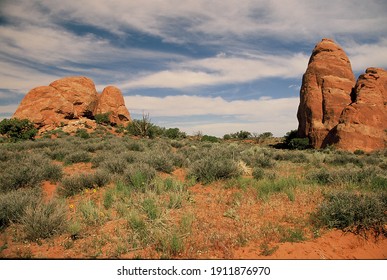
[201,135,219,142]
[46,147,70,161]
[283,129,310,150]
[253,154,276,168]
[21,199,68,240]
[126,141,145,152]
[354,149,365,155]
[252,167,265,180]
[288,138,310,150]
[64,151,91,164]
[306,168,331,185]
[312,192,386,236]
[144,151,175,173]
[170,140,184,149]
[164,128,185,139]
[59,171,109,197]
[324,152,363,167]
[126,113,158,138]
[226,130,252,139]
[307,166,382,187]
[93,170,110,187]
[0,188,41,228]
[75,128,90,139]
[94,112,111,125]
[78,199,106,226]
[0,154,61,192]
[42,163,63,183]
[100,156,130,175]
[369,176,387,191]
[188,156,241,184]
[0,118,37,141]
[123,163,157,191]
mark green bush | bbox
[0,154,61,192]
[201,135,219,142]
[75,128,90,139]
[94,113,111,125]
[59,171,110,197]
[324,152,363,167]
[288,138,310,150]
[64,151,91,164]
[252,167,265,180]
[306,166,382,187]
[123,163,157,191]
[21,199,68,240]
[283,130,310,150]
[0,118,37,141]
[164,128,185,139]
[100,157,130,175]
[312,192,386,236]
[188,156,241,184]
[145,151,175,173]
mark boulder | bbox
[94,86,131,125]
[13,86,74,129]
[49,76,98,118]
[297,38,356,148]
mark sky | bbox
[0,0,387,137]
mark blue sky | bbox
[1,0,387,136]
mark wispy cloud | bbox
[122,53,308,89]
[124,95,299,136]
[1,0,386,136]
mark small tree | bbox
[0,118,37,141]
[126,113,155,138]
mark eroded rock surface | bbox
[13,76,131,132]
[297,38,356,148]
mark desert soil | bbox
[0,167,386,259]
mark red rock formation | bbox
[94,86,131,125]
[49,76,98,118]
[13,76,131,132]
[297,38,356,148]
[332,68,387,152]
[298,38,387,152]
[13,86,74,130]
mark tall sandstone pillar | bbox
[297,38,356,148]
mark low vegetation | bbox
[0,123,385,259]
